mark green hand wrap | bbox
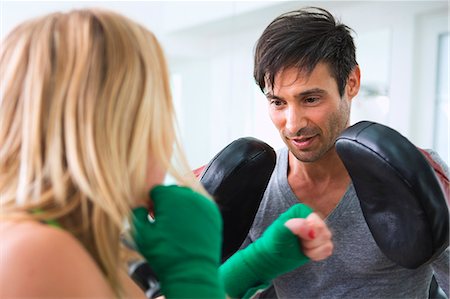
[132,185,225,299]
[220,203,313,298]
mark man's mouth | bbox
[290,135,317,150]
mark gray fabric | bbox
[245,147,449,299]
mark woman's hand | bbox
[131,185,225,299]
[220,203,333,299]
[284,212,333,261]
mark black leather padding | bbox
[336,121,449,269]
[199,137,276,262]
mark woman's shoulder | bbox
[0,220,115,298]
[0,219,97,267]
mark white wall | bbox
[160,1,449,166]
[2,1,448,167]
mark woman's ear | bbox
[346,65,361,99]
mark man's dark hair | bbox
[254,7,357,97]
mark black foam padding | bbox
[336,121,449,268]
[199,137,276,262]
[128,260,162,299]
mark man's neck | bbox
[287,148,350,217]
[287,148,347,184]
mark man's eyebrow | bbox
[265,88,326,100]
[295,88,327,98]
[264,92,282,100]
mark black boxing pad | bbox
[199,137,276,262]
[336,121,449,269]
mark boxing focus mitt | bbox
[335,121,449,269]
[198,137,276,262]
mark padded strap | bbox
[418,148,449,205]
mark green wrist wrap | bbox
[132,185,225,299]
[220,204,313,298]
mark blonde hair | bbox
[0,8,206,296]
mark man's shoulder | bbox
[422,148,449,176]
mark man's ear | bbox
[346,65,361,99]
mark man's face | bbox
[265,63,359,163]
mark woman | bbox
[0,8,211,298]
[0,8,333,299]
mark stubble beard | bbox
[288,100,350,163]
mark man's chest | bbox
[288,177,350,217]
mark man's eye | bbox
[271,100,283,106]
[304,97,319,104]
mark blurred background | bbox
[2,0,448,167]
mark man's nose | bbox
[285,106,306,136]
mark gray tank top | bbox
[245,147,449,299]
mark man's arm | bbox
[425,149,449,297]
[431,249,449,297]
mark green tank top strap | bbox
[32,209,62,229]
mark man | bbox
[245,7,449,298]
